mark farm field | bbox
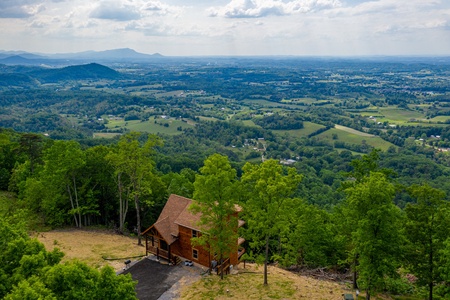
[106,118,194,135]
[317,127,395,151]
[274,121,325,138]
[360,107,426,125]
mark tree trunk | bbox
[220,254,224,280]
[67,184,78,227]
[353,254,359,290]
[118,173,124,233]
[264,235,270,285]
[135,193,142,245]
[365,290,370,300]
[429,234,433,300]
[73,176,81,228]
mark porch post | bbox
[145,235,148,256]
[168,245,172,265]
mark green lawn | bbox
[430,115,450,123]
[241,120,260,127]
[106,118,194,135]
[317,128,396,151]
[274,122,325,138]
[374,107,426,124]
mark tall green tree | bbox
[242,159,302,285]
[42,140,86,227]
[18,133,44,174]
[107,132,162,245]
[191,154,239,279]
[0,215,136,300]
[345,172,403,300]
[405,184,450,300]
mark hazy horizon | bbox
[1,0,450,57]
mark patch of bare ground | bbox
[180,263,394,300]
[36,228,145,271]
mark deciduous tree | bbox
[191,154,239,279]
[405,184,450,300]
[242,159,302,285]
[345,172,403,300]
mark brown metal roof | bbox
[144,194,242,245]
[147,194,201,245]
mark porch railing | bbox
[146,245,179,265]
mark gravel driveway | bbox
[120,256,203,300]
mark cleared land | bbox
[106,118,194,135]
[274,121,325,138]
[180,263,376,300]
[36,228,145,271]
[334,125,374,137]
[33,228,404,300]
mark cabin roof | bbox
[143,194,242,245]
[143,194,201,245]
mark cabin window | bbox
[192,230,198,238]
[193,249,198,260]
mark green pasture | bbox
[92,132,121,139]
[430,115,450,123]
[197,116,219,122]
[154,90,185,98]
[241,120,260,127]
[281,97,320,104]
[363,107,426,124]
[242,99,301,109]
[106,118,194,135]
[317,128,395,151]
[274,122,325,138]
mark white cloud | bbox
[0,0,45,18]
[208,0,342,18]
[90,1,141,21]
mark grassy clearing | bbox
[274,121,325,138]
[430,115,450,122]
[334,125,374,137]
[376,108,426,124]
[242,99,301,109]
[106,118,194,135]
[317,128,395,151]
[241,120,260,127]
[36,229,145,271]
[181,263,354,300]
[93,132,121,138]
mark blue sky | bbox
[1,0,449,56]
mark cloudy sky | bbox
[1,0,450,56]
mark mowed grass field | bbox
[360,107,426,124]
[37,229,144,271]
[274,121,325,137]
[317,126,395,151]
[180,263,388,300]
[106,118,194,135]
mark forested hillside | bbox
[1,126,450,299]
[2,57,450,299]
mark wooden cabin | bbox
[142,194,246,269]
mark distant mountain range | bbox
[0,48,164,66]
[0,63,122,86]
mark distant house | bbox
[142,194,245,270]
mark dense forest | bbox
[1,126,450,299]
[2,57,450,299]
